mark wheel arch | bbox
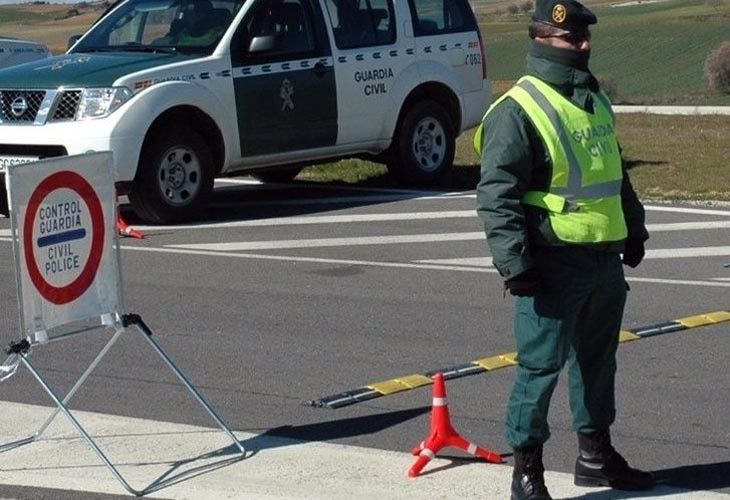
[140,105,225,178]
[392,82,461,143]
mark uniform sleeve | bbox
[620,163,649,242]
[475,100,536,279]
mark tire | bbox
[387,100,456,186]
[0,180,8,217]
[250,166,302,183]
[128,127,214,224]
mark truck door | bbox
[231,0,337,156]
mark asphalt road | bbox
[0,179,728,497]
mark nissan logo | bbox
[10,96,28,117]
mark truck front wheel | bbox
[0,181,8,217]
[387,100,456,186]
[129,127,214,224]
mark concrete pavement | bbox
[0,401,726,499]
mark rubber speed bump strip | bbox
[307,310,729,409]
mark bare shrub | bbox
[704,42,730,93]
[54,8,80,20]
[520,1,533,12]
[705,0,726,12]
[507,4,520,14]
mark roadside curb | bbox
[614,105,730,115]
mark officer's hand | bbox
[622,239,645,268]
[504,268,541,297]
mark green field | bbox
[481,0,730,105]
[1,0,728,103]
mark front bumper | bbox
[0,119,143,182]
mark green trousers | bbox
[506,246,627,449]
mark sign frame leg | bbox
[0,314,246,496]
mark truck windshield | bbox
[72,0,244,54]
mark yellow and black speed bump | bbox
[307,311,730,409]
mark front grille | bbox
[0,90,46,122]
[52,90,82,121]
[0,89,85,124]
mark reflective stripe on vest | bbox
[477,75,627,243]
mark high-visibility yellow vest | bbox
[474,76,627,244]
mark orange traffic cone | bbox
[117,213,145,239]
[408,372,503,477]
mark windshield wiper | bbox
[118,45,178,54]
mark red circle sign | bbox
[23,170,105,305]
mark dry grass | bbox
[0,4,99,53]
[617,114,730,201]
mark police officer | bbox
[474,0,655,498]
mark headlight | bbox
[76,87,133,120]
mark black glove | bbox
[622,239,645,268]
[504,268,541,297]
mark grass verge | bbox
[299,114,730,202]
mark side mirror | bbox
[68,34,82,50]
[247,35,277,54]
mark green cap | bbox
[531,0,597,33]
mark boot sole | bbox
[574,474,656,490]
[574,475,609,488]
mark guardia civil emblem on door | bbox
[280,79,294,111]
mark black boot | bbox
[574,430,656,490]
[511,446,552,500]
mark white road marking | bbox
[169,222,730,251]
[215,178,262,185]
[626,277,730,287]
[133,210,476,231]
[216,178,444,195]
[417,256,495,267]
[2,401,722,499]
[124,245,500,274]
[208,192,475,209]
[645,221,730,231]
[123,246,730,287]
[130,208,730,233]
[645,246,730,258]
[418,246,730,266]
[170,232,485,251]
[643,205,730,216]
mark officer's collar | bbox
[527,40,597,90]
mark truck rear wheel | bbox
[129,127,214,224]
[387,100,455,186]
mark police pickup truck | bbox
[0,0,490,223]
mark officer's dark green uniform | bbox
[474,0,654,498]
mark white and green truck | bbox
[0,0,490,223]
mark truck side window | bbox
[407,0,476,36]
[323,0,395,50]
[240,0,316,60]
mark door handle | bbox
[313,62,330,77]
